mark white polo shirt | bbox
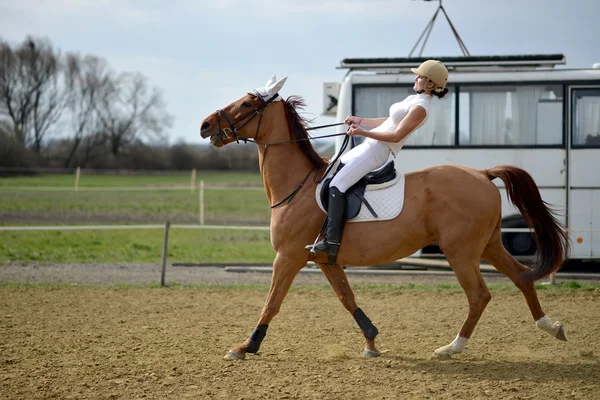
[365,93,432,156]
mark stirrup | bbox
[306,240,340,264]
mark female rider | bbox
[307,59,450,260]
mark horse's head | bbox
[200,75,288,147]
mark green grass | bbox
[0,171,263,188]
[0,228,275,264]
[0,188,271,224]
[0,172,270,225]
[0,172,277,264]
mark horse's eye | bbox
[241,101,252,108]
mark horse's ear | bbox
[266,76,287,96]
[265,75,277,89]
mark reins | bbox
[269,165,317,209]
[246,130,346,146]
[260,127,349,209]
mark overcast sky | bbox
[1,0,599,145]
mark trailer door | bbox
[569,87,600,259]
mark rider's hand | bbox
[344,115,360,126]
[347,126,365,137]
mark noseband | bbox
[215,90,279,144]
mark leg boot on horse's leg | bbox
[317,262,380,357]
[434,260,491,360]
[309,187,346,263]
[224,254,303,360]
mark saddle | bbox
[320,160,397,220]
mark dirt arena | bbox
[1,267,599,399]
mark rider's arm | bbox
[345,115,387,129]
[355,106,426,143]
[357,117,388,129]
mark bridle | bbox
[212,91,348,209]
[214,90,279,144]
[215,90,345,146]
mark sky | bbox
[1,0,599,145]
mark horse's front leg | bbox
[317,262,381,358]
[225,253,304,360]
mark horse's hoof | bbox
[224,351,245,360]
[433,343,456,360]
[554,322,567,341]
[362,349,381,358]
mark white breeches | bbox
[330,138,391,193]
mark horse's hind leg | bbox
[224,253,305,360]
[482,230,567,341]
[317,262,381,358]
[434,255,492,359]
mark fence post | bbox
[199,180,205,225]
[74,167,81,191]
[160,221,170,287]
[190,168,196,191]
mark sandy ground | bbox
[1,281,600,400]
[2,263,600,399]
[2,261,600,287]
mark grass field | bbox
[0,228,275,264]
[0,171,276,264]
[0,171,264,188]
[0,188,271,224]
[0,172,271,225]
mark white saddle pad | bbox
[315,161,406,223]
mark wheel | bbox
[503,232,536,256]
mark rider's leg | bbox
[309,139,390,261]
[311,186,346,263]
[332,139,391,193]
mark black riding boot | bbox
[308,187,346,263]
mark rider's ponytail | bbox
[434,87,449,99]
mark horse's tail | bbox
[485,165,569,281]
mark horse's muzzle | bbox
[200,121,212,138]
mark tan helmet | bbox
[411,60,448,89]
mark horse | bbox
[200,76,569,360]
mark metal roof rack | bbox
[342,2,566,73]
[410,0,470,57]
[338,54,567,72]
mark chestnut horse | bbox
[200,76,569,360]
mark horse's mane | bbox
[283,96,327,169]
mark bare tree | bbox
[1,35,176,168]
[96,71,173,156]
[0,38,32,144]
[0,36,67,152]
[63,53,112,167]
[28,38,70,153]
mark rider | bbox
[307,60,449,261]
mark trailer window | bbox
[459,85,563,146]
[573,89,600,147]
[354,85,455,146]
